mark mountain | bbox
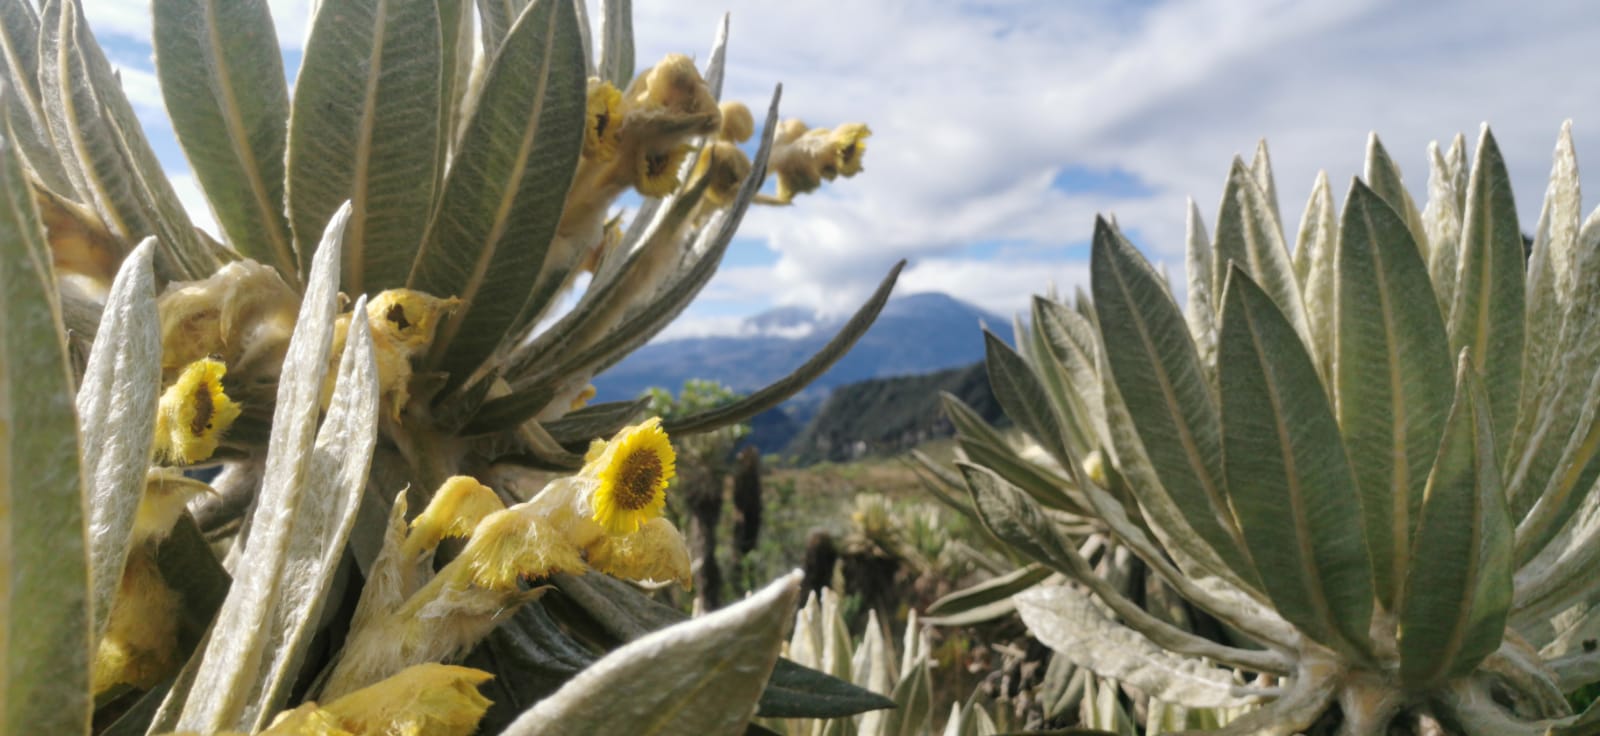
[591,292,1015,405]
[786,361,1006,464]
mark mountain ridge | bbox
[591,291,1015,404]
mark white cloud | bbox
[89,0,1600,328]
[168,171,220,240]
[630,0,1600,320]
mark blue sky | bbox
[83,0,1600,338]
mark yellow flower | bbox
[93,552,182,694]
[625,54,720,133]
[584,79,623,161]
[634,143,693,197]
[157,259,298,380]
[367,289,460,352]
[319,664,493,736]
[691,140,754,208]
[587,417,676,535]
[259,665,491,736]
[323,289,459,419]
[403,476,506,561]
[831,123,872,177]
[569,383,598,411]
[763,119,873,204]
[718,101,755,143]
[154,358,241,465]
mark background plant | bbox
[930,124,1600,733]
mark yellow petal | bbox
[830,123,872,177]
[586,516,692,587]
[633,143,693,197]
[134,468,214,544]
[584,79,624,161]
[93,552,182,694]
[460,507,586,591]
[404,476,506,561]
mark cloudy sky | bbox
[85,0,1600,339]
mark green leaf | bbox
[1293,171,1337,379]
[1090,217,1251,577]
[1033,296,1110,454]
[503,572,801,735]
[1397,354,1513,688]
[170,205,380,732]
[1014,585,1267,709]
[549,571,892,719]
[1334,179,1454,611]
[1248,139,1281,227]
[1218,267,1375,661]
[1423,141,1465,314]
[154,0,294,279]
[42,0,217,281]
[541,397,648,448]
[0,0,73,194]
[474,0,526,58]
[1447,126,1524,457]
[79,239,160,642]
[1213,157,1309,345]
[960,463,1289,674]
[409,0,586,383]
[596,0,633,89]
[660,260,905,437]
[1183,198,1218,371]
[986,329,1073,470]
[287,0,444,293]
[1364,133,1430,257]
[926,564,1052,619]
[760,657,897,719]
[0,125,91,736]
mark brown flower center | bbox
[613,451,663,510]
[645,151,673,178]
[191,381,215,435]
[386,302,412,331]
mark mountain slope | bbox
[786,361,1005,464]
[591,292,1015,403]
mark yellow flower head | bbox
[831,123,872,177]
[461,507,585,591]
[321,664,493,736]
[587,417,676,535]
[691,140,754,208]
[569,383,598,411]
[634,143,693,197]
[157,259,298,379]
[627,54,720,130]
[93,553,182,694]
[367,289,460,353]
[403,476,507,561]
[585,79,624,161]
[718,101,755,143]
[154,358,241,465]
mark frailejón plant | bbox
[0,0,898,733]
[939,124,1600,734]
